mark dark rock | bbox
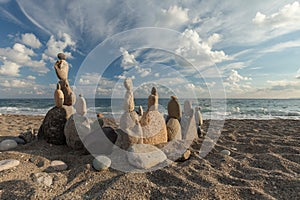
[38,106,74,145]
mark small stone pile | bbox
[38,53,76,145]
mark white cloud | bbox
[227,70,252,83]
[253,1,300,28]
[0,61,21,76]
[42,32,75,62]
[220,62,248,72]
[21,33,42,48]
[1,79,32,88]
[78,72,100,85]
[156,5,189,28]
[176,29,231,68]
[120,47,138,70]
[261,39,300,53]
[0,43,48,75]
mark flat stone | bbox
[0,159,20,172]
[0,139,18,151]
[220,149,231,156]
[50,160,68,171]
[32,172,53,187]
[93,155,111,171]
[127,144,167,169]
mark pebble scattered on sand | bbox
[32,172,53,187]
[0,139,18,151]
[93,155,111,171]
[0,159,20,172]
[50,160,68,171]
[220,149,231,156]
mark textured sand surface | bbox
[0,115,299,199]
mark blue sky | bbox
[0,0,300,99]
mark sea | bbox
[0,98,300,120]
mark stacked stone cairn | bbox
[115,78,143,150]
[166,96,182,141]
[38,53,76,145]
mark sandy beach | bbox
[0,114,299,199]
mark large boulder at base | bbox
[166,118,182,141]
[83,126,118,155]
[140,111,168,145]
[38,106,74,145]
[64,113,90,150]
[127,144,167,169]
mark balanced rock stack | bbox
[116,78,143,149]
[166,96,182,141]
[64,94,90,150]
[181,100,197,141]
[140,87,168,145]
[38,53,75,145]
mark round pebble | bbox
[92,155,111,171]
[50,160,68,171]
[0,139,18,151]
[0,159,20,172]
[220,149,231,156]
[32,172,53,187]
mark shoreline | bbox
[0,114,299,199]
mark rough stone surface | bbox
[124,78,133,91]
[166,118,182,141]
[54,59,69,81]
[83,127,117,155]
[75,94,87,116]
[50,160,68,171]
[38,105,74,145]
[120,111,139,131]
[140,111,167,145]
[54,83,64,108]
[57,52,66,60]
[0,139,18,151]
[90,118,104,132]
[93,155,111,171]
[64,113,90,150]
[115,126,143,150]
[0,159,20,172]
[181,100,197,141]
[167,96,181,119]
[59,80,76,106]
[32,172,53,187]
[157,140,191,162]
[124,91,135,112]
[127,144,167,169]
